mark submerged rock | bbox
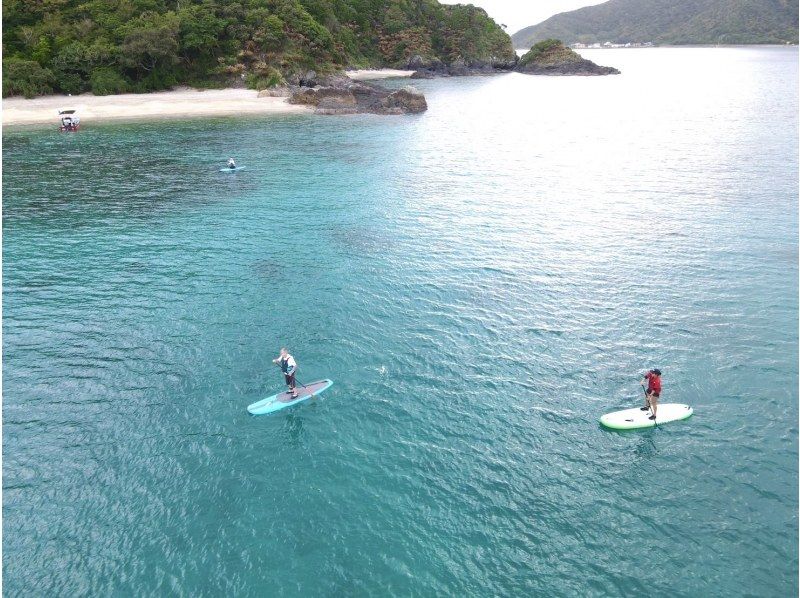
[516,39,620,76]
[288,80,427,115]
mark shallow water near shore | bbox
[3,47,798,596]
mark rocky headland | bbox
[406,54,518,79]
[270,37,620,115]
[516,40,620,76]
[260,72,427,115]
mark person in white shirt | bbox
[272,348,298,398]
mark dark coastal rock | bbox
[285,70,320,87]
[405,54,517,78]
[257,87,291,97]
[407,55,445,71]
[490,55,520,70]
[299,70,318,87]
[407,55,426,70]
[317,73,356,88]
[516,39,620,76]
[449,58,469,76]
[290,86,358,114]
[288,80,427,115]
[382,86,428,114]
[518,59,620,76]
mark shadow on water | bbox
[330,225,392,255]
[631,432,659,460]
[601,425,660,461]
[3,49,798,596]
[251,258,287,282]
[280,412,305,448]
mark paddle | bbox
[275,362,314,398]
[292,375,319,401]
[641,384,652,413]
[641,384,658,424]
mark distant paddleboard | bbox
[247,379,333,415]
[220,166,246,172]
[600,403,693,430]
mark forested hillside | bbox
[511,0,799,48]
[2,0,514,97]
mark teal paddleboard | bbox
[247,379,333,415]
[600,403,693,430]
[220,166,246,172]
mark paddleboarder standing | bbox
[640,368,662,420]
[273,348,298,398]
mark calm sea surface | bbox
[3,47,798,596]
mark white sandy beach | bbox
[2,70,416,126]
[2,88,310,126]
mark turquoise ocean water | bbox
[3,47,798,595]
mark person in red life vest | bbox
[640,369,662,420]
[273,348,298,399]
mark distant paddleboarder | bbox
[227,157,236,169]
[273,348,298,398]
[640,369,662,420]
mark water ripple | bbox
[3,47,798,596]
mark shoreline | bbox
[2,70,415,126]
[2,88,311,127]
[515,43,798,52]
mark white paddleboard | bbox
[600,403,693,430]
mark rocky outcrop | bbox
[381,86,428,113]
[516,40,619,76]
[291,86,359,114]
[285,70,320,87]
[406,54,518,78]
[287,78,427,115]
[518,59,620,75]
[257,87,291,97]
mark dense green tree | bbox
[90,67,129,94]
[2,0,516,97]
[3,57,55,97]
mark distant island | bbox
[512,0,799,48]
[516,40,620,76]
[2,0,515,98]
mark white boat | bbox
[58,109,80,132]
